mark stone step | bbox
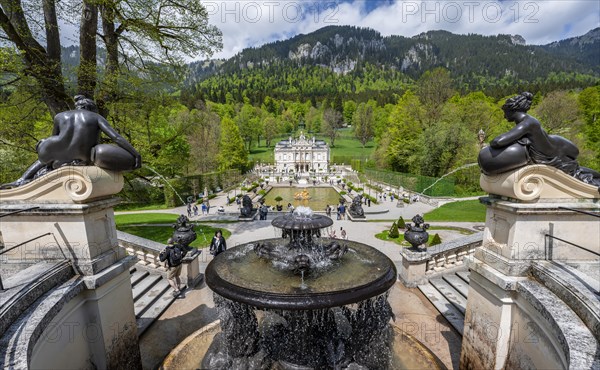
[0,261,73,339]
[136,285,178,336]
[134,279,171,318]
[443,274,470,299]
[417,283,464,335]
[130,269,149,287]
[531,261,600,340]
[456,270,470,284]
[430,278,468,315]
[560,261,600,294]
[517,279,600,369]
[132,274,162,302]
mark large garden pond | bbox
[262,186,342,211]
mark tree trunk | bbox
[78,0,98,100]
[98,3,119,116]
[0,0,71,116]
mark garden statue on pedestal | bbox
[240,195,255,218]
[404,214,430,251]
[349,194,365,218]
[1,95,141,189]
[172,214,197,248]
[478,92,600,190]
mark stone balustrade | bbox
[117,231,203,287]
[399,232,483,287]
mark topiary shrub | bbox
[388,222,399,238]
[397,216,406,229]
[430,233,442,246]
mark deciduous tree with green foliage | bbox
[0,0,222,115]
[322,108,342,147]
[352,103,374,147]
[217,117,248,170]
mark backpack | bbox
[170,246,185,267]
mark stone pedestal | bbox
[0,166,142,369]
[460,166,600,370]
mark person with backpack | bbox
[209,230,227,257]
[159,238,190,297]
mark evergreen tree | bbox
[388,222,399,238]
[430,233,442,246]
[397,216,406,229]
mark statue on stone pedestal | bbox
[240,195,254,218]
[1,95,141,189]
[349,194,365,218]
[404,214,430,251]
[478,92,600,189]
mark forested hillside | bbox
[187,26,600,104]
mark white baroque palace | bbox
[274,132,329,174]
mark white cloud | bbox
[202,0,599,60]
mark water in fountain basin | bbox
[421,162,479,195]
[144,165,186,205]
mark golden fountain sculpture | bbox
[294,188,311,200]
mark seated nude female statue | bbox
[478,92,600,188]
[1,95,141,189]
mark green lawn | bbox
[374,231,436,247]
[424,199,486,222]
[115,213,181,225]
[115,203,168,212]
[115,213,231,248]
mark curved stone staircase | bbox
[419,261,600,369]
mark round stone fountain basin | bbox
[162,322,443,370]
[205,238,397,310]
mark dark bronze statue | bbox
[349,194,365,218]
[1,95,141,189]
[240,195,255,218]
[478,92,600,188]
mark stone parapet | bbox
[117,231,203,288]
[399,233,482,287]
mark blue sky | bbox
[202,0,600,60]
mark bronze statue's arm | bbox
[490,123,529,148]
[98,117,142,168]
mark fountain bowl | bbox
[205,239,397,310]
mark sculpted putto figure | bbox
[478,92,600,188]
[1,95,141,189]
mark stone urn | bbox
[404,214,429,251]
[172,214,197,246]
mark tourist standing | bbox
[340,227,347,240]
[367,198,371,207]
[160,238,189,297]
[339,203,346,220]
[193,203,198,216]
[201,203,207,215]
[209,230,227,257]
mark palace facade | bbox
[274,133,329,174]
